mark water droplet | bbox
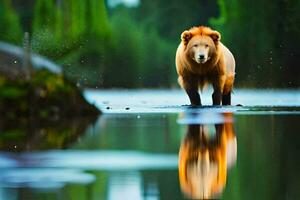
[13,60,18,64]
[137,115,141,119]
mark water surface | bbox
[0,89,299,200]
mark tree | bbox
[0,0,22,44]
[210,0,300,87]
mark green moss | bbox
[0,130,25,140]
[0,68,100,119]
[32,69,74,94]
[39,109,49,118]
[0,76,6,86]
[0,85,27,99]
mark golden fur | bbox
[175,26,235,105]
[178,113,237,199]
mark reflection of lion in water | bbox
[178,113,237,199]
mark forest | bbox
[0,0,299,88]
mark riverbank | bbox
[0,69,100,120]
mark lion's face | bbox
[180,26,221,65]
[187,35,216,64]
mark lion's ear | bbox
[181,31,192,46]
[210,31,221,43]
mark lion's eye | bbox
[194,44,198,47]
[205,44,209,48]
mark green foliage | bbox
[135,0,219,41]
[103,7,177,87]
[31,0,111,58]
[210,0,300,87]
[0,0,298,88]
[0,0,22,44]
[29,0,112,87]
[139,28,177,87]
[103,10,144,87]
[86,0,110,36]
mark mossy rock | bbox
[0,69,101,119]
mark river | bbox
[0,89,299,200]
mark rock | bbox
[0,68,101,119]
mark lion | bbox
[176,26,235,105]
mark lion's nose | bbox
[199,55,205,60]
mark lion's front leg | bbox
[212,75,226,106]
[178,75,201,106]
[186,88,201,106]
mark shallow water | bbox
[0,89,300,200]
[84,89,300,113]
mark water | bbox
[0,89,300,200]
[84,89,300,113]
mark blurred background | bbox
[0,0,299,88]
[1,1,300,199]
